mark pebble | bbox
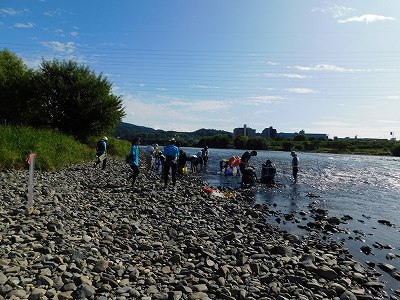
[0,158,394,299]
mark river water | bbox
[180,147,400,294]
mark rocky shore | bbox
[0,158,398,300]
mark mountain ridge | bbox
[115,122,232,144]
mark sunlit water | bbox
[180,147,400,294]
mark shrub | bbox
[391,142,400,157]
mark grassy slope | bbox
[0,125,131,171]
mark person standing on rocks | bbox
[93,136,108,170]
[127,138,141,184]
[154,145,162,174]
[177,148,188,174]
[291,151,299,182]
[162,138,179,188]
[144,143,155,173]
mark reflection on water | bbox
[181,147,400,293]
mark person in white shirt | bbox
[145,144,155,172]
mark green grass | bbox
[0,125,131,170]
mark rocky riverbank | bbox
[0,158,397,299]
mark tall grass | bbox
[0,125,131,170]
[86,135,131,158]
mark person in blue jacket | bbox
[163,138,180,188]
[127,138,141,185]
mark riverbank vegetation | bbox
[199,135,400,156]
[0,126,131,170]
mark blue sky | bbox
[1,1,399,139]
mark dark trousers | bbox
[163,161,177,186]
[292,167,299,180]
[95,156,107,170]
[129,164,140,184]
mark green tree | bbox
[391,142,400,156]
[33,59,125,141]
[198,134,232,148]
[293,134,307,141]
[0,49,33,124]
[247,137,269,150]
[282,141,293,151]
[234,135,248,149]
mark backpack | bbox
[97,140,106,152]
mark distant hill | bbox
[116,122,157,134]
[114,122,232,146]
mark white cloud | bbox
[44,10,62,17]
[70,31,79,37]
[55,29,65,36]
[380,95,400,100]
[312,4,354,18]
[0,7,29,16]
[122,95,227,131]
[312,120,361,130]
[263,73,310,79]
[190,85,220,89]
[292,64,394,73]
[245,95,285,104]
[286,88,316,94]
[14,22,34,28]
[282,73,310,79]
[338,14,395,24]
[41,41,75,53]
[0,8,18,16]
[167,100,229,112]
[377,120,398,124]
[329,4,355,18]
[293,64,348,72]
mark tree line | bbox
[200,135,400,156]
[0,49,124,142]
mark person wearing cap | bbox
[162,138,180,188]
[127,138,141,184]
[291,151,299,182]
[93,136,108,170]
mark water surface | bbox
[181,147,400,294]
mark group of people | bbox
[94,136,300,189]
[124,138,210,189]
[187,146,209,173]
[220,150,300,188]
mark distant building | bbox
[277,129,328,140]
[233,126,328,140]
[233,124,256,138]
[261,126,277,139]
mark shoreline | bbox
[0,159,396,299]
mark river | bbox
[180,147,400,295]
